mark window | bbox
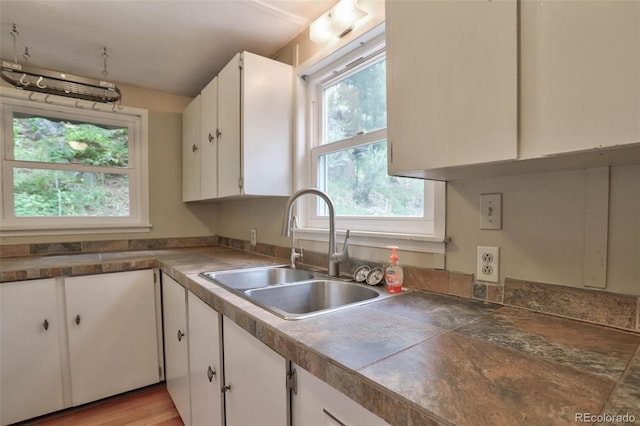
[299,36,445,247]
[1,92,150,235]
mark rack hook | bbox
[28,92,36,101]
[75,100,84,109]
[44,95,53,104]
[92,102,100,111]
[19,73,29,86]
[35,76,46,89]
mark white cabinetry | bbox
[386,0,517,177]
[188,292,223,426]
[162,273,191,425]
[182,95,201,202]
[520,0,640,158]
[1,270,160,426]
[1,279,64,426]
[182,51,293,200]
[200,77,219,200]
[386,0,639,180]
[291,364,388,426]
[65,270,159,406]
[222,316,288,426]
[217,52,293,198]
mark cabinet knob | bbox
[207,366,216,382]
[192,144,198,152]
[43,319,49,330]
[177,329,185,342]
[75,314,81,325]
[208,133,215,143]
[221,384,231,393]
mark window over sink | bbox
[296,31,446,252]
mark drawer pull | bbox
[207,366,216,382]
[177,330,185,342]
[43,319,49,330]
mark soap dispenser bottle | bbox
[384,246,403,294]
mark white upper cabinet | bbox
[182,95,201,202]
[387,0,639,180]
[386,0,518,177]
[520,0,640,158]
[200,77,219,200]
[218,52,293,198]
[183,51,293,200]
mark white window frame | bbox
[294,29,446,254]
[0,88,150,236]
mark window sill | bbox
[293,228,449,255]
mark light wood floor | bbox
[29,385,182,426]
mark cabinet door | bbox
[217,53,242,198]
[522,0,640,157]
[386,0,517,175]
[291,365,388,426]
[188,292,223,426]
[241,51,293,197]
[162,273,191,426]
[65,270,159,406]
[223,316,287,426]
[1,279,64,425]
[183,95,202,201]
[200,77,219,200]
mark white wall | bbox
[447,165,639,296]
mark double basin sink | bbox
[200,266,397,320]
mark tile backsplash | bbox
[2,234,638,333]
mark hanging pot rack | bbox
[1,24,121,105]
[1,60,122,104]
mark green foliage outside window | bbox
[12,115,130,217]
[319,58,424,217]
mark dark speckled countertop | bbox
[2,246,639,425]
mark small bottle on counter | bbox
[384,246,403,294]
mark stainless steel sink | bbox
[201,266,315,291]
[245,280,381,320]
[200,266,399,320]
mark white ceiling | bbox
[0,0,336,97]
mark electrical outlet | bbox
[477,246,499,283]
[250,228,257,246]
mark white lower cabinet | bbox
[222,316,288,426]
[291,364,389,426]
[188,292,223,426]
[66,270,160,406]
[162,273,191,426]
[0,270,161,426]
[0,278,64,426]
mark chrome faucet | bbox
[282,188,350,277]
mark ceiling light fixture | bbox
[309,0,368,44]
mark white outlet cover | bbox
[477,246,499,283]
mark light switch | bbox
[480,193,502,230]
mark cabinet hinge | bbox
[238,177,244,190]
[286,368,298,395]
[159,366,163,378]
[153,271,157,284]
[238,56,243,70]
